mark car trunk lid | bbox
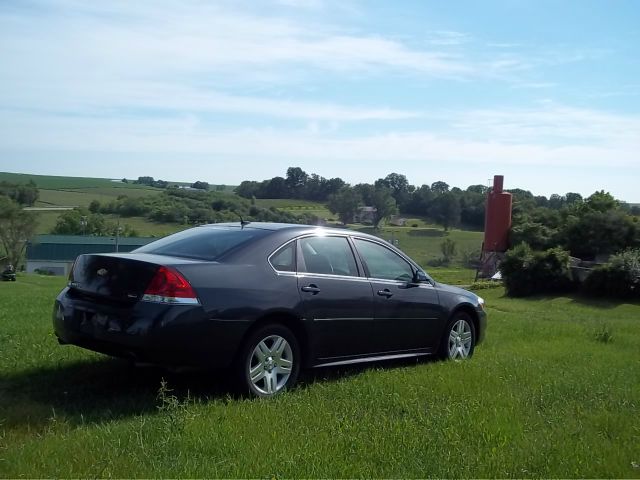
[68,253,202,304]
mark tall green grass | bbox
[1,275,638,477]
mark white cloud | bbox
[0,0,477,81]
[2,104,638,170]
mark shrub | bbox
[440,238,457,265]
[500,243,575,297]
[583,248,640,299]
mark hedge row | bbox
[501,244,640,299]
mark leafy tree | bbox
[235,181,260,199]
[133,176,168,188]
[562,209,636,259]
[0,196,38,267]
[52,209,108,236]
[459,189,485,229]
[430,192,461,231]
[191,181,210,191]
[134,176,155,186]
[0,180,39,206]
[328,187,362,224]
[565,192,583,206]
[324,177,346,198]
[431,181,450,195]
[376,173,413,208]
[585,190,618,213]
[353,183,376,205]
[466,184,489,195]
[404,184,433,215]
[88,200,101,213]
[370,187,397,229]
[262,177,288,198]
[285,167,308,198]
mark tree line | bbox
[235,168,489,230]
[69,188,320,230]
[510,190,639,259]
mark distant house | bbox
[26,235,156,276]
[389,215,406,226]
[355,206,377,224]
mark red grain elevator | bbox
[483,175,512,253]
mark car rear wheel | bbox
[439,312,476,360]
[236,324,300,397]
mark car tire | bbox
[235,323,300,397]
[438,311,476,360]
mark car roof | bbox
[197,222,383,241]
[198,222,307,231]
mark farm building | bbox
[26,235,156,276]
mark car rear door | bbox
[295,235,376,361]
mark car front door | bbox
[296,235,376,362]
[352,238,445,352]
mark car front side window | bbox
[353,238,414,282]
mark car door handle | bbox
[301,284,321,294]
[377,289,393,298]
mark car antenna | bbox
[238,214,251,228]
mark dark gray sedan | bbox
[53,222,486,397]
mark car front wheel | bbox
[439,312,476,360]
[236,324,300,397]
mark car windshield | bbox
[134,227,268,261]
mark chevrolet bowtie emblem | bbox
[97,268,108,277]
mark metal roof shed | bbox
[26,234,157,276]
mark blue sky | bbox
[1,0,639,200]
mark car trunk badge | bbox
[97,268,108,277]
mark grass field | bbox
[31,211,182,237]
[356,225,483,267]
[0,172,232,194]
[0,172,154,190]
[36,187,160,208]
[254,198,333,219]
[1,274,638,477]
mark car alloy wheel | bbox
[239,324,300,397]
[440,312,476,360]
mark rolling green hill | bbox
[4,172,483,271]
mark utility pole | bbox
[115,219,122,252]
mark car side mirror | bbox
[413,270,429,283]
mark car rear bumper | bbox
[53,287,249,368]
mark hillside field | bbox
[5,172,484,269]
[0,275,638,477]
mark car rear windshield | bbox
[134,227,269,261]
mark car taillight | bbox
[67,258,77,285]
[142,266,200,305]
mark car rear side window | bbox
[270,242,296,272]
[299,236,358,276]
[353,238,414,282]
[134,227,268,261]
